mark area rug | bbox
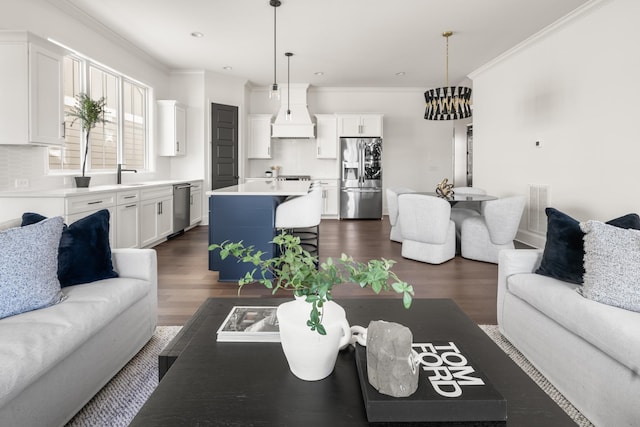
[65,325,594,427]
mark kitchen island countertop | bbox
[206,180,309,196]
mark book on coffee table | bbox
[355,341,507,424]
[216,306,280,342]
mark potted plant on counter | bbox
[210,232,414,381]
[67,93,108,188]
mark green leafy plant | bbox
[66,93,108,177]
[209,232,414,335]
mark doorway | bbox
[211,103,238,190]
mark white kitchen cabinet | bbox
[337,114,383,138]
[0,31,65,146]
[157,100,187,156]
[247,114,272,159]
[189,181,203,226]
[115,189,140,248]
[65,192,117,245]
[319,179,339,216]
[315,114,338,159]
[140,186,174,247]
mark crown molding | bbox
[47,0,170,74]
[469,0,610,80]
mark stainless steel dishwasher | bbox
[172,183,192,236]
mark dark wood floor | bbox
[155,219,500,326]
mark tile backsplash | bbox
[0,146,62,191]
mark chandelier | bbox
[424,31,472,121]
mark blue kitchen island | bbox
[206,180,310,281]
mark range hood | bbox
[271,83,315,138]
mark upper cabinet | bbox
[157,100,187,156]
[0,31,65,146]
[337,114,383,138]
[315,114,337,159]
[247,114,272,159]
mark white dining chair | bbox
[386,187,416,242]
[460,195,526,263]
[398,194,455,264]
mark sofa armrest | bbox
[497,249,543,326]
[111,248,157,284]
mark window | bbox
[49,56,148,173]
[123,80,147,170]
[49,57,82,171]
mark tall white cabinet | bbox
[0,31,65,146]
[315,114,338,159]
[157,100,187,156]
[247,114,272,159]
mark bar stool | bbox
[275,184,323,257]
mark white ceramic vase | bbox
[277,298,351,381]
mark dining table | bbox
[416,192,497,206]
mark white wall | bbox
[470,0,640,247]
[0,0,171,192]
[161,70,248,224]
[248,87,457,212]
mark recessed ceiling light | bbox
[314,71,324,76]
[395,72,406,76]
[223,66,233,71]
[191,32,204,38]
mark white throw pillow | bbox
[580,220,640,312]
[0,216,66,319]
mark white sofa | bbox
[498,249,640,427]
[0,218,158,427]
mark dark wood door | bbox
[211,103,238,190]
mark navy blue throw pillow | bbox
[535,208,640,284]
[21,210,118,287]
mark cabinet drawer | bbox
[141,186,173,201]
[117,190,140,204]
[65,192,116,215]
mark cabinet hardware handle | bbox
[87,200,103,205]
[62,122,65,138]
[124,195,136,199]
[158,201,162,215]
[125,204,137,208]
[176,141,180,152]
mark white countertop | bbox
[206,180,310,196]
[0,179,203,198]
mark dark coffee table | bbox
[130,298,575,426]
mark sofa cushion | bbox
[22,210,118,287]
[507,272,640,374]
[580,220,640,312]
[0,217,65,319]
[0,276,150,406]
[535,208,640,284]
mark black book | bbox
[355,341,507,424]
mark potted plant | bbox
[210,232,414,380]
[66,93,108,188]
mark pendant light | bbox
[285,52,293,121]
[424,31,472,120]
[269,0,281,99]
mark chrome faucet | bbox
[117,163,137,184]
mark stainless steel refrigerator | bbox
[339,137,383,219]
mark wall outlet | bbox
[14,178,29,188]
